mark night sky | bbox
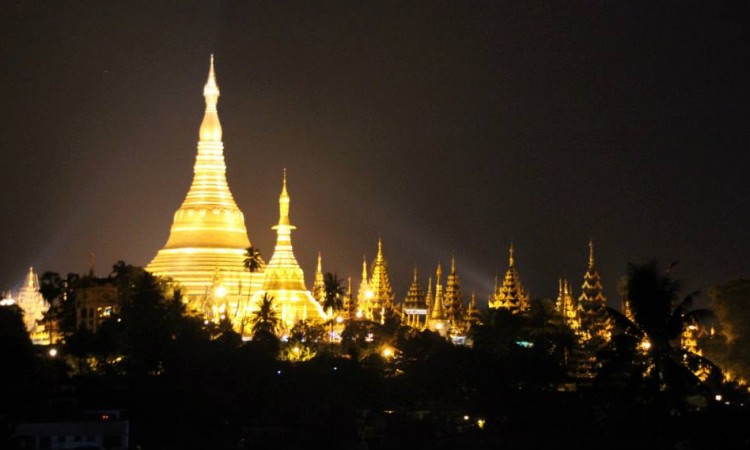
[1,1,748,305]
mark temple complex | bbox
[146,57,262,317]
[243,172,326,332]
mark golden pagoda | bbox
[244,171,326,332]
[488,244,529,313]
[403,268,427,329]
[359,239,396,322]
[444,257,464,324]
[147,56,262,314]
[312,252,325,304]
[427,263,449,336]
[556,278,581,333]
[577,240,612,344]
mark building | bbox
[15,267,49,343]
[75,281,118,334]
[357,239,396,323]
[242,171,326,333]
[402,268,427,329]
[9,420,129,450]
[488,244,529,313]
[147,56,263,318]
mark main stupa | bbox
[147,56,262,316]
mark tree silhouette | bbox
[250,294,281,337]
[603,260,719,412]
[243,247,264,273]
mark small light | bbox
[336,315,343,324]
[333,366,338,371]
[277,370,282,375]
[715,394,723,401]
[477,419,486,429]
[463,415,470,421]
[382,347,394,358]
[641,340,652,350]
[48,348,58,357]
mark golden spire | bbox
[509,242,515,267]
[312,251,325,303]
[588,239,595,268]
[248,171,326,328]
[147,56,257,310]
[199,54,222,141]
[264,170,304,290]
[451,255,456,274]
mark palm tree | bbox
[250,294,281,337]
[243,247,263,273]
[604,260,718,407]
[323,272,345,352]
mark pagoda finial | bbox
[199,54,222,141]
[588,239,595,268]
[436,263,443,285]
[317,252,322,271]
[274,169,293,228]
[413,267,418,282]
[451,256,456,273]
[361,255,368,280]
[377,237,383,258]
[509,242,515,267]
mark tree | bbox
[322,272,345,315]
[250,294,282,337]
[702,279,750,381]
[603,260,718,412]
[322,272,345,353]
[243,247,264,273]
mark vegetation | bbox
[1,260,748,450]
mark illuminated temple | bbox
[244,172,327,330]
[147,57,262,315]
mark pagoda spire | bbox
[367,238,395,322]
[247,171,326,329]
[147,56,257,310]
[312,252,325,303]
[444,256,463,323]
[431,263,445,319]
[263,170,304,291]
[403,267,427,329]
[488,243,529,313]
[578,240,611,345]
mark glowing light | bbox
[641,340,652,351]
[715,394,723,401]
[355,309,364,319]
[215,285,227,298]
[382,347,394,358]
[48,348,58,357]
[435,322,444,330]
[463,415,470,421]
[477,419,486,429]
[336,315,343,324]
[366,290,374,299]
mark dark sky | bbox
[1,1,748,305]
